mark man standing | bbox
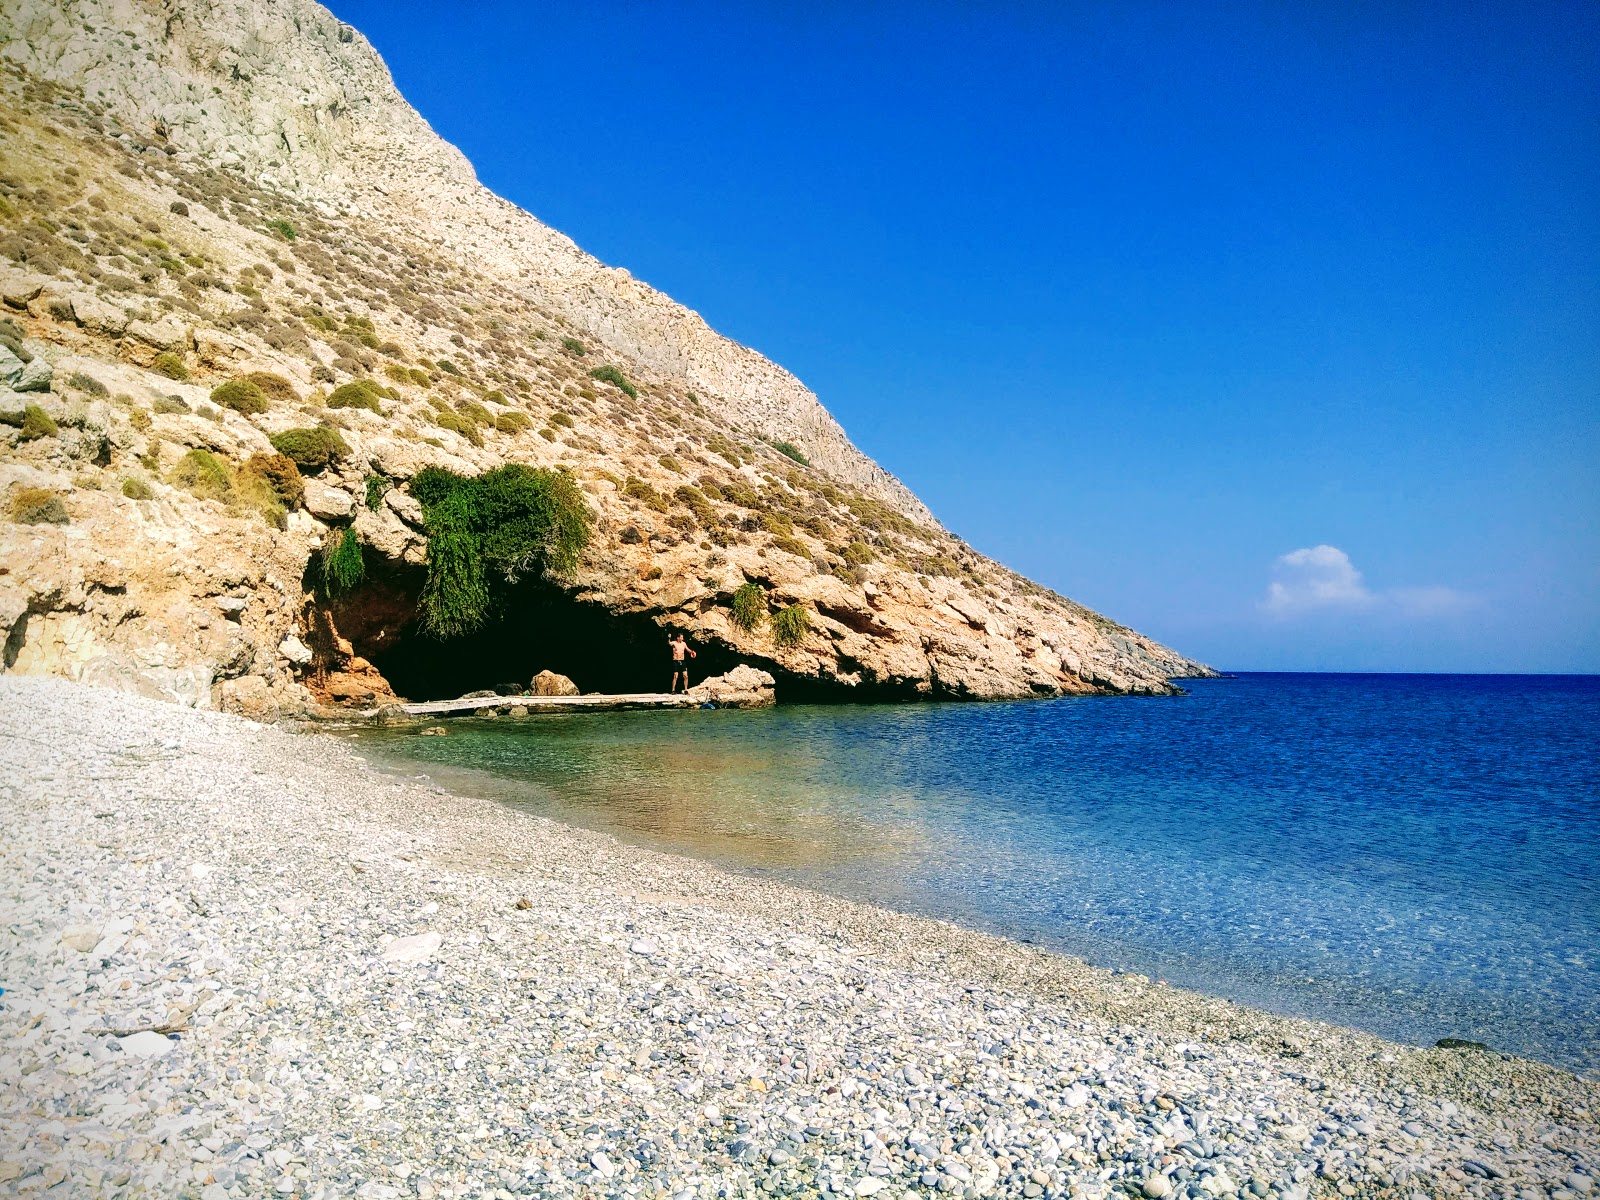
[668,632,697,693]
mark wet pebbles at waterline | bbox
[0,675,1595,1199]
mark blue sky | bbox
[329,1,1598,672]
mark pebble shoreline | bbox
[1,676,1595,1200]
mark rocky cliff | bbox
[0,0,1212,717]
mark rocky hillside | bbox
[0,0,1211,718]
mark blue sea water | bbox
[357,673,1600,1076]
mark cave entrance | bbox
[356,577,743,703]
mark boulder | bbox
[530,669,579,696]
[64,290,130,337]
[0,267,47,309]
[304,482,354,520]
[279,634,313,665]
[192,325,255,368]
[689,665,776,709]
[125,314,190,352]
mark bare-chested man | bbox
[668,632,697,693]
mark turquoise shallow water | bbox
[356,673,1600,1077]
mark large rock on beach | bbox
[530,669,580,696]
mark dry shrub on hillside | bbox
[9,486,68,525]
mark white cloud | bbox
[1263,545,1373,613]
[1262,545,1476,618]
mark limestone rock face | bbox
[0,1,1214,717]
[530,670,580,697]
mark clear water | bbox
[356,673,1600,1076]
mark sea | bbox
[355,672,1600,1078]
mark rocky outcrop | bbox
[690,666,776,709]
[0,3,1213,717]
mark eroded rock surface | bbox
[0,1,1212,715]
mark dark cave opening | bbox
[353,576,747,702]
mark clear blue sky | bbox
[329,0,1598,673]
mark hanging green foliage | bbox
[409,464,591,639]
[320,527,365,596]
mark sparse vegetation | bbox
[771,603,811,648]
[730,582,766,632]
[67,371,108,396]
[409,464,592,638]
[842,540,875,567]
[121,477,154,500]
[9,486,68,525]
[265,218,297,241]
[560,336,586,356]
[364,474,389,510]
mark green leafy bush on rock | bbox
[589,364,637,400]
[327,380,383,412]
[169,447,231,500]
[9,486,68,524]
[210,377,269,414]
[244,371,300,405]
[409,464,591,639]
[151,351,189,381]
[18,403,57,441]
[269,425,349,473]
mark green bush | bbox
[327,380,383,412]
[730,582,766,632]
[773,440,809,466]
[19,403,57,441]
[151,351,189,381]
[454,398,493,427]
[409,464,592,639]
[121,477,154,500]
[589,364,637,399]
[550,411,575,428]
[842,540,875,567]
[244,371,300,405]
[210,377,269,414]
[438,359,461,376]
[170,447,231,499]
[365,474,389,510]
[265,218,296,241]
[435,409,482,447]
[320,527,364,595]
[771,603,810,648]
[240,452,304,508]
[269,425,349,472]
[494,410,532,434]
[560,336,585,356]
[770,535,809,559]
[9,486,68,525]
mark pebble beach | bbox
[1,675,1595,1200]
